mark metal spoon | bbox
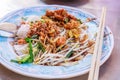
[0,22,17,37]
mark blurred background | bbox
[0,0,120,80]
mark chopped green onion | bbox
[25,37,30,43]
[66,51,74,58]
[31,35,38,39]
[21,17,27,21]
[77,19,82,24]
[38,42,45,53]
[40,19,45,23]
[64,18,69,23]
[30,21,33,23]
[11,38,46,64]
[11,59,19,63]
[28,38,34,62]
[25,37,34,62]
[57,45,65,52]
[21,55,30,63]
[11,55,30,64]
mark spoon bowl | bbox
[0,22,17,37]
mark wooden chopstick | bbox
[93,7,106,80]
[88,7,106,80]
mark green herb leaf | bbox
[66,51,74,58]
[64,18,69,23]
[25,37,34,62]
[21,55,30,63]
[25,37,31,43]
[11,38,34,64]
[11,54,31,64]
[11,38,46,64]
[29,39,34,62]
[31,35,38,39]
[38,42,45,53]
[40,19,45,23]
[77,19,82,24]
[11,59,19,63]
[21,17,27,21]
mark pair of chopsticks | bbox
[88,7,106,80]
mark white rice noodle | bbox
[66,48,89,61]
[64,42,79,57]
[38,53,64,64]
[38,52,65,65]
[39,58,51,64]
[56,48,69,54]
[80,37,89,45]
[40,57,61,65]
[60,29,66,36]
[44,54,64,58]
[52,58,64,65]
[16,54,27,60]
[17,24,30,38]
[56,38,71,52]
[13,44,28,55]
[66,38,72,43]
[34,51,42,61]
[26,15,40,22]
[36,50,50,63]
[73,42,88,51]
[79,32,87,39]
[79,23,86,28]
[39,51,48,60]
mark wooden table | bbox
[0,0,120,80]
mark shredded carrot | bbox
[17,38,26,45]
[56,36,66,46]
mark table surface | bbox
[0,0,120,80]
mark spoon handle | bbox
[0,30,15,38]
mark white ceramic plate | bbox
[0,5,114,79]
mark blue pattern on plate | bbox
[0,5,114,79]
